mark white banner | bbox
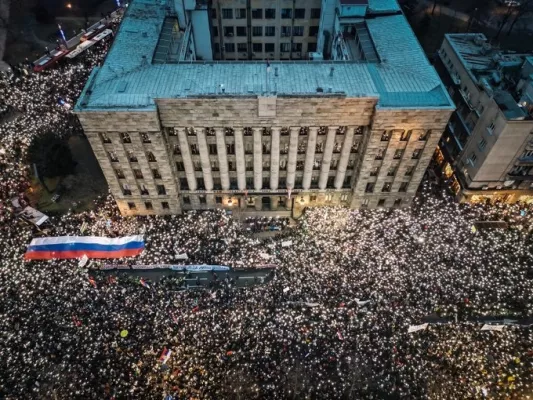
[481,324,505,331]
[259,252,271,260]
[408,323,428,333]
[281,240,292,247]
[175,253,188,260]
[283,287,290,293]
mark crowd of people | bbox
[2,14,533,400]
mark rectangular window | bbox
[370,166,379,177]
[251,8,262,19]
[225,43,235,52]
[152,169,161,179]
[146,152,156,162]
[265,8,275,19]
[309,26,319,36]
[235,8,246,19]
[237,43,247,52]
[109,151,119,162]
[122,183,132,196]
[211,8,216,19]
[394,198,402,207]
[292,43,302,52]
[412,149,422,159]
[265,43,274,52]
[375,148,385,160]
[120,132,131,143]
[139,184,149,195]
[179,178,189,191]
[294,8,305,19]
[224,26,234,37]
[487,122,495,134]
[378,199,386,207]
[399,182,409,192]
[400,130,411,141]
[281,8,292,18]
[280,43,291,52]
[193,161,202,171]
[227,143,235,154]
[190,144,199,155]
[183,196,191,205]
[161,201,170,210]
[157,185,166,195]
[381,131,392,141]
[469,152,477,166]
[214,43,220,53]
[216,196,222,204]
[307,43,317,53]
[387,166,397,177]
[213,177,222,190]
[281,26,291,37]
[382,182,392,192]
[140,132,151,143]
[133,169,143,179]
[405,166,414,176]
[128,151,138,162]
[253,43,262,52]
[365,182,375,193]
[419,130,430,141]
[293,26,304,37]
[236,26,246,37]
[478,138,487,151]
[252,26,262,37]
[222,8,233,19]
[145,201,153,210]
[391,149,404,160]
[311,8,321,18]
[100,132,111,143]
[127,202,136,210]
[265,26,275,37]
[228,160,236,171]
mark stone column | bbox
[196,128,214,190]
[271,196,279,210]
[253,128,262,190]
[235,128,246,190]
[286,127,299,189]
[177,128,197,191]
[334,126,355,189]
[270,127,280,190]
[319,126,337,189]
[215,128,230,190]
[302,127,318,190]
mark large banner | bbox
[100,264,231,272]
[24,235,144,260]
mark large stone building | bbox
[75,0,454,216]
[435,34,533,204]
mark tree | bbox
[27,132,76,179]
[507,0,533,35]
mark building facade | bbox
[75,0,454,216]
[435,34,533,204]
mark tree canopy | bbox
[27,132,76,178]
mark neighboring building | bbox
[435,33,533,204]
[75,0,453,216]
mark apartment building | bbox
[209,0,321,60]
[435,34,533,204]
[75,0,454,216]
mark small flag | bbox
[88,277,97,288]
[159,347,172,364]
[72,314,82,327]
[78,254,89,267]
[140,278,149,288]
[337,331,344,341]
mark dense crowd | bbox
[2,14,533,400]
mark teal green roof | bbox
[76,0,453,112]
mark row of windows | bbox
[369,165,415,178]
[176,154,357,174]
[380,130,431,142]
[122,183,167,196]
[114,167,162,180]
[216,42,313,54]
[108,151,157,163]
[215,8,320,20]
[375,148,422,160]
[168,126,363,137]
[216,25,317,37]
[127,201,170,211]
[178,174,353,191]
[101,132,152,144]
[365,181,410,193]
